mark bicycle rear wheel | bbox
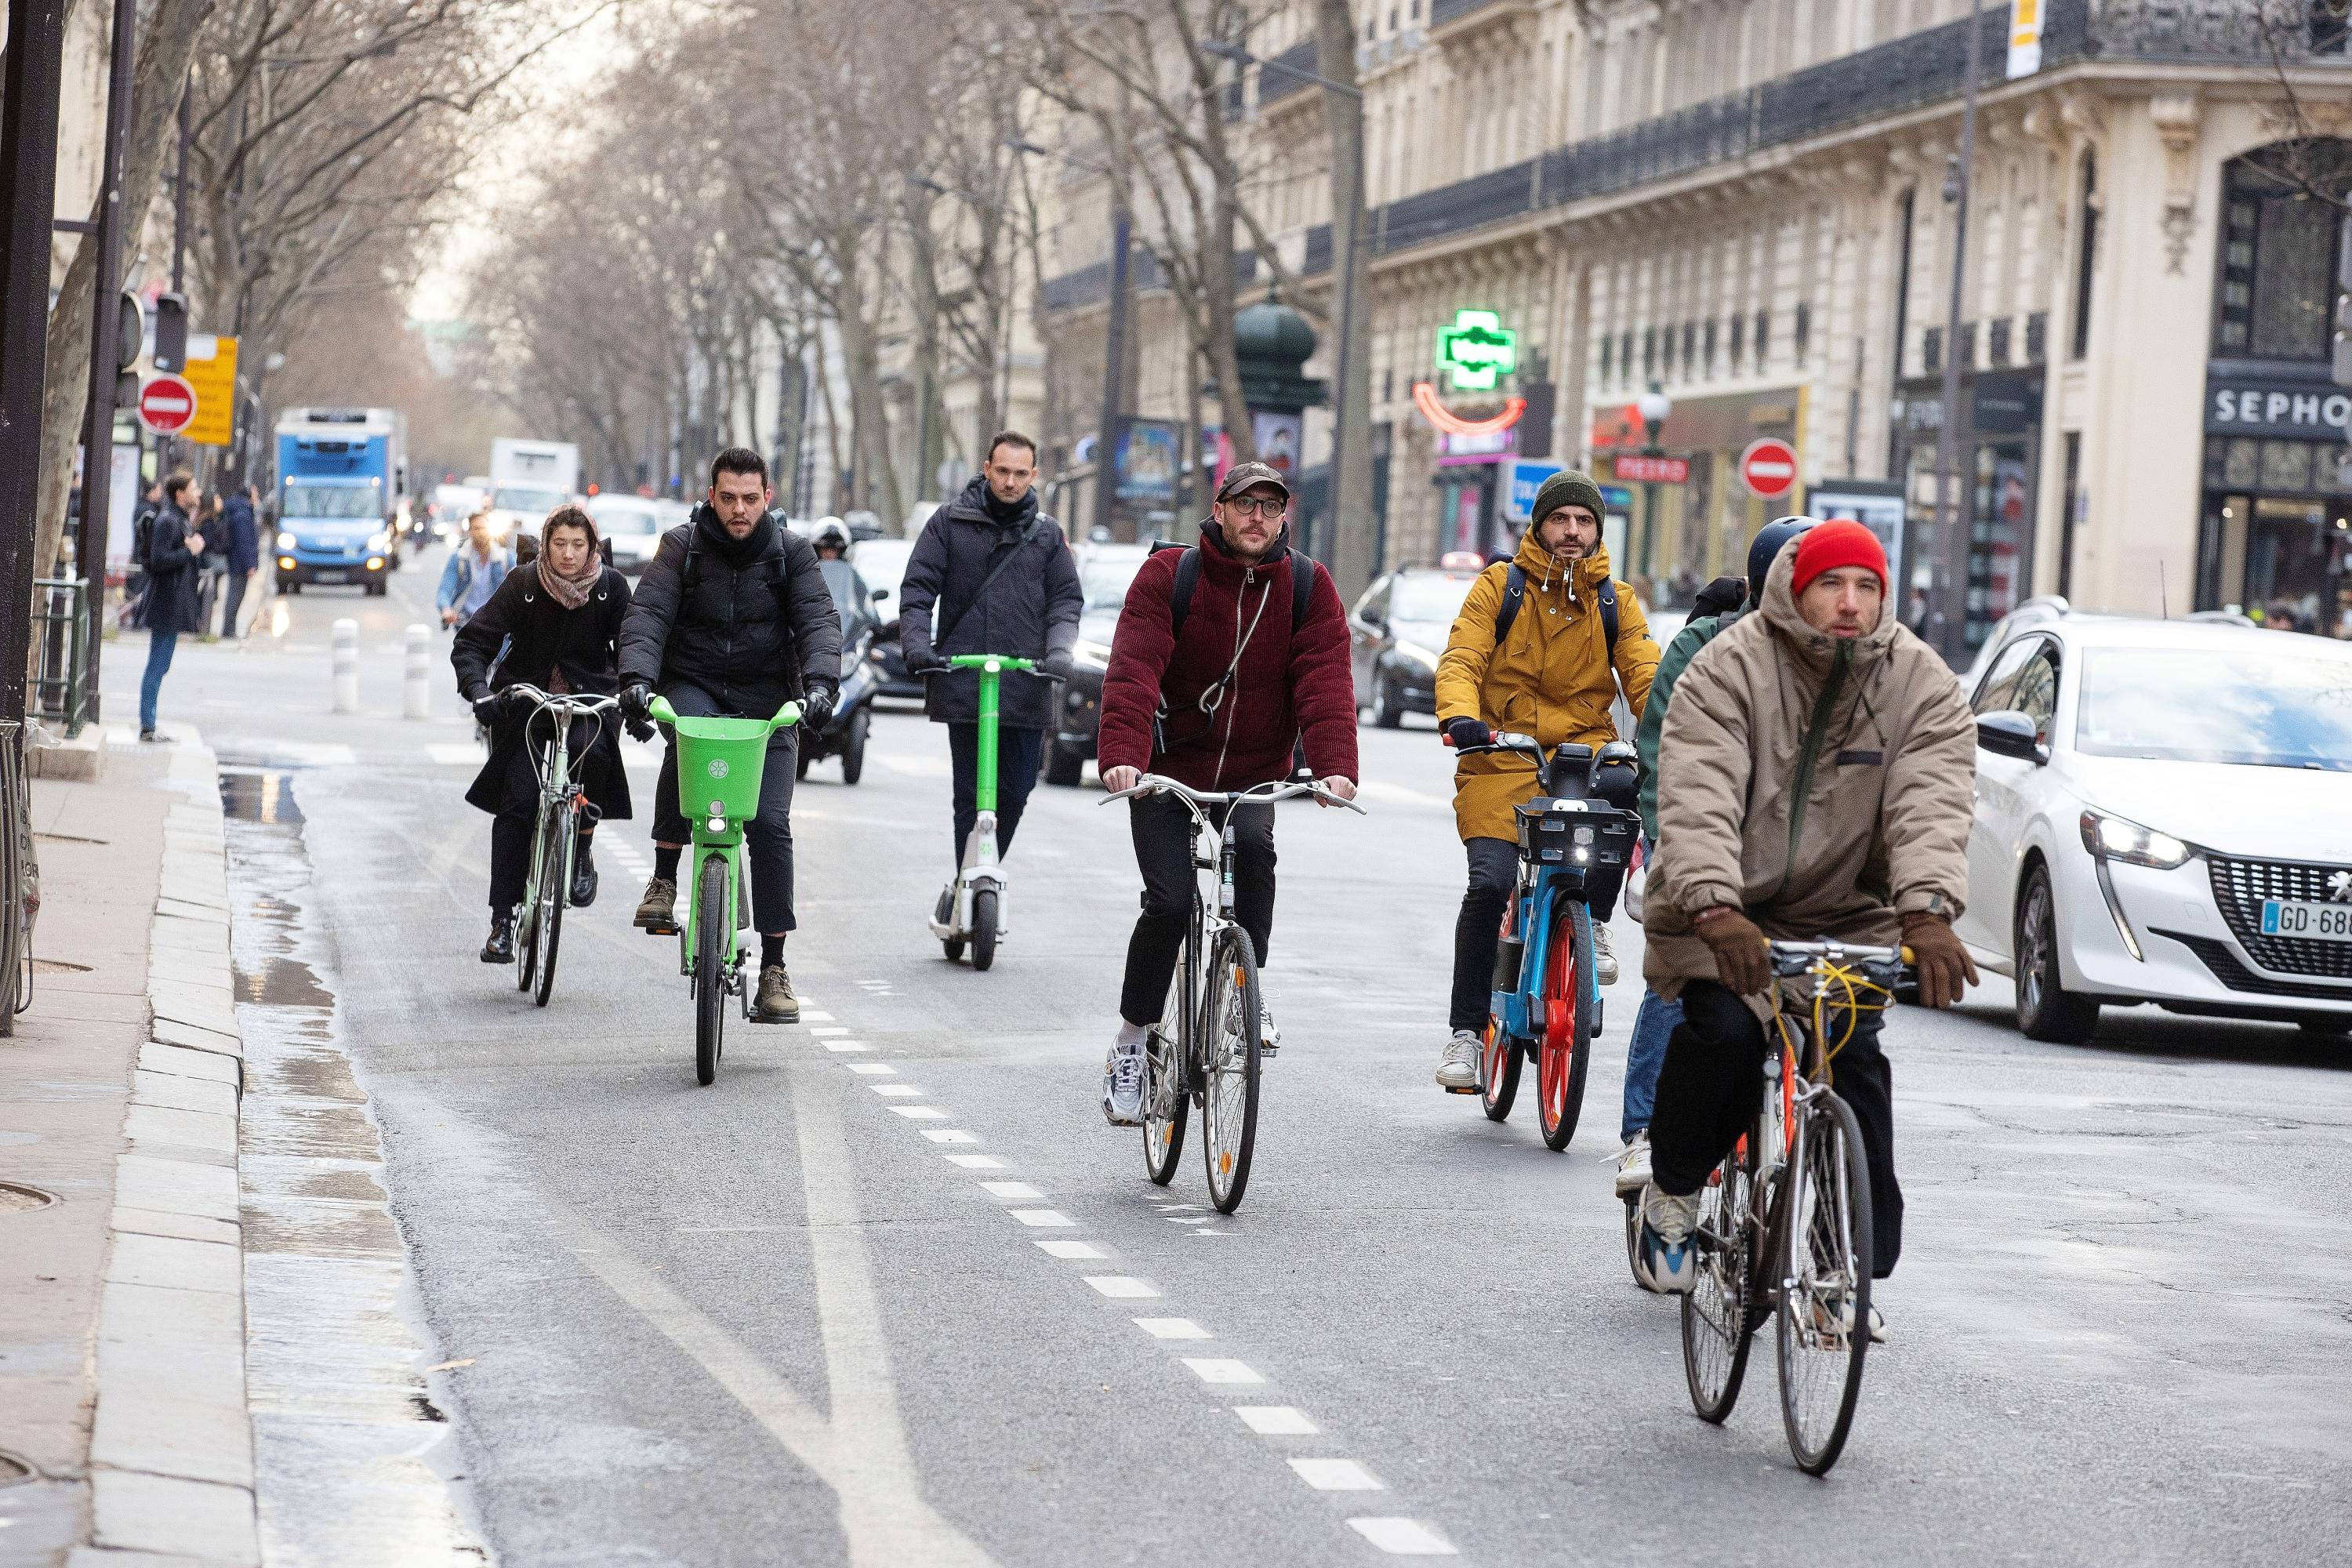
[1142,949,1189,1185]
[694,853,728,1087]
[1200,927,1261,1214]
[532,801,573,1007]
[1681,1135,1756,1424]
[1777,1091,1874,1475]
[1537,897,1595,1152]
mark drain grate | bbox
[0,1182,60,1214]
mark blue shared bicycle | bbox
[1446,731,1642,1150]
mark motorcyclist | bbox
[810,517,852,561]
[1610,517,1812,1203]
[452,505,636,961]
[617,448,842,1022]
[1431,470,1659,1091]
[1632,521,1978,1338]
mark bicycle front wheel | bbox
[1142,952,1189,1185]
[514,813,543,994]
[1777,1091,1874,1475]
[532,802,572,1007]
[1681,1134,1756,1424]
[1537,896,1595,1152]
[1200,927,1261,1214]
[694,853,729,1087]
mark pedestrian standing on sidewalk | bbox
[895,431,1083,921]
[194,491,230,642]
[220,484,260,640]
[136,473,202,742]
[452,504,639,963]
[126,479,163,608]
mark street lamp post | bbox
[1635,384,1673,581]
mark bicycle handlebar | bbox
[645,695,800,731]
[1099,772,1367,815]
[1443,729,1544,758]
[942,653,1038,673]
[1768,938,1916,968]
[502,684,621,715]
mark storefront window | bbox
[2214,144,2352,362]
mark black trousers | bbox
[651,681,800,933]
[1120,793,1276,1027]
[488,726,597,911]
[948,722,1044,866]
[1649,978,1904,1279]
[1448,836,1624,1033]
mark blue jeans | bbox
[1622,988,1682,1142]
[139,630,178,733]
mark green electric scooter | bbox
[927,653,1036,971]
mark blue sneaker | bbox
[1635,1184,1699,1294]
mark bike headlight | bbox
[276,531,296,550]
[1074,637,1114,670]
[2078,809,2192,869]
[1392,640,1440,671]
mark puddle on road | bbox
[227,776,488,1566]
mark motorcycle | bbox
[797,577,878,784]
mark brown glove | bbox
[1694,906,1771,996]
[1902,913,1979,1009]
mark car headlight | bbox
[276,531,296,550]
[1392,640,1441,670]
[365,530,390,551]
[2078,809,2193,870]
[1074,637,1114,670]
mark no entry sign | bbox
[1738,437,1799,499]
[137,374,198,435]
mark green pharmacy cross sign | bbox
[1436,308,1518,393]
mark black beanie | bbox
[1529,470,1607,532]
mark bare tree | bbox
[1312,0,1373,595]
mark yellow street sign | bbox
[182,334,239,448]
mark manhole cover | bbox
[0,1450,34,1486]
[0,1182,60,1214]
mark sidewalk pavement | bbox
[1,724,258,1566]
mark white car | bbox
[586,495,666,574]
[1958,604,2352,1042]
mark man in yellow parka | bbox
[1432,469,1659,1091]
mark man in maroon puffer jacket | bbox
[1094,462,1359,1124]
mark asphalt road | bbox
[112,546,2352,1565]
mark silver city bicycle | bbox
[1101,774,1365,1214]
[502,684,620,1008]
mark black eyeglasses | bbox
[1223,496,1287,518]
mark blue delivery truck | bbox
[272,407,408,594]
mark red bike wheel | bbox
[1536,900,1595,1151]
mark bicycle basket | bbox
[1515,797,1638,871]
[668,714,774,822]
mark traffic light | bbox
[114,289,143,409]
[152,291,187,372]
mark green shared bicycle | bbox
[648,695,800,1086]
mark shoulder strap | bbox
[937,517,1047,646]
[1598,576,1619,659]
[1290,550,1316,627]
[1492,564,1527,645]
[1167,545,1203,641]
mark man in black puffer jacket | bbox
[618,448,842,1022]
[898,431,1082,924]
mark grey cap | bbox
[1215,461,1291,503]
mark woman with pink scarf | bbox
[452,503,641,965]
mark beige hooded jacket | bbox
[1641,539,1976,996]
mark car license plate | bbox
[314,570,347,584]
[2260,899,2352,942]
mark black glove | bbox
[625,715,656,744]
[905,644,946,675]
[470,691,503,727]
[798,682,837,731]
[1443,716,1493,751]
[619,681,652,723]
[1041,647,1074,679]
[1693,574,1748,620]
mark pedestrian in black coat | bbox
[136,474,204,741]
[452,503,636,962]
[897,434,1083,877]
[612,448,841,1022]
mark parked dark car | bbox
[1044,543,1149,786]
[849,536,920,699]
[1349,566,1481,727]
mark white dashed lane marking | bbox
[848,1063,895,1075]
[1134,1318,1211,1341]
[920,1129,977,1143]
[1182,1359,1265,1386]
[1007,1210,1073,1229]
[1348,1518,1457,1555]
[1035,1240,1103,1260]
[1235,1406,1318,1436]
[823,1041,869,1052]
[889,1106,948,1120]
[1083,1276,1160,1299]
[943,1155,1004,1170]
[872,1084,922,1098]
[1290,1459,1383,1492]
[977,1181,1040,1201]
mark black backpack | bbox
[1152,539,1319,640]
[132,504,158,572]
[1492,562,1618,658]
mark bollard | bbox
[402,624,432,719]
[332,618,360,714]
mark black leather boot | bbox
[480,912,515,964]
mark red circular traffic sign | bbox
[137,374,197,435]
[1738,437,1799,499]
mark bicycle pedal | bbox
[641,921,678,937]
[1442,1084,1480,1096]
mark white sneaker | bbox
[1258,1002,1280,1059]
[1592,921,1620,985]
[1635,1184,1699,1294]
[1611,1129,1652,1197]
[1102,1036,1145,1126]
[1435,1029,1479,1091]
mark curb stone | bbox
[83,727,261,1566]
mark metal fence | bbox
[31,576,90,737]
[0,722,31,1036]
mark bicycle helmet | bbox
[1748,516,1819,604]
[810,516,852,554]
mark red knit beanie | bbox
[1790,518,1888,596]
